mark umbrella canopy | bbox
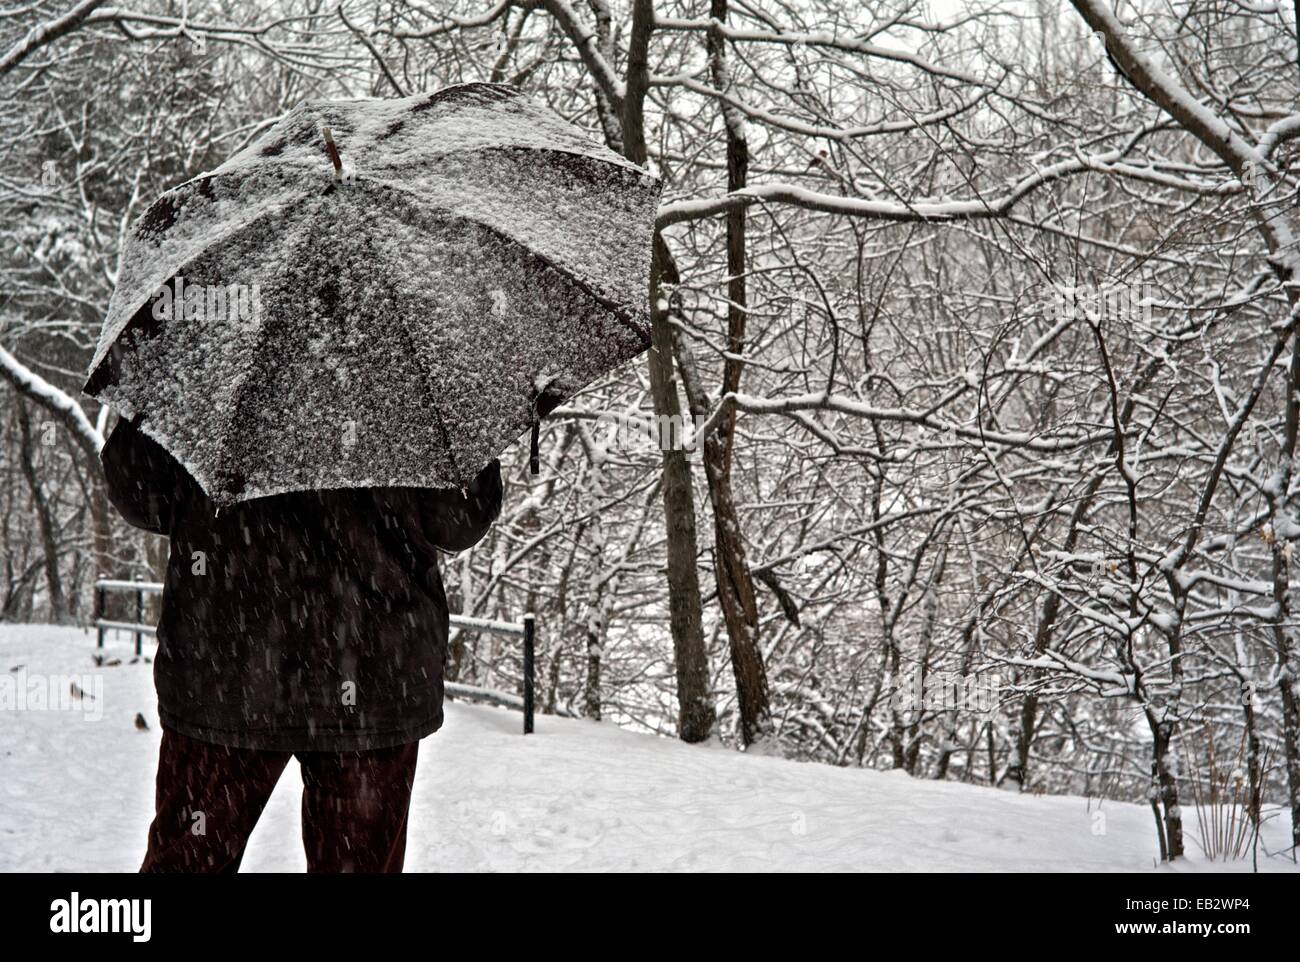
[85,81,661,506]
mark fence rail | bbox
[93,578,537,734]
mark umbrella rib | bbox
[389,307,463,488]
[373,175,653,347]
[411,142,648,178]
[120,162,652,350]
[208,274,284,500]
[87,175,308,379]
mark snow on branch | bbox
[652,17,995,88]
[655,147,1214,230]
[659,183,1005,229]
[0,344,103,455]
[658,73,991,142]
[0,0,107,78]
[372,0,513,38]
[337,3,408,97]
[711,389,1112,454]
[539,0,627,109]
[1069,0,1265,174]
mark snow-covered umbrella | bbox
[84,82,661,506]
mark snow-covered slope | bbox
[1,624,1296,872]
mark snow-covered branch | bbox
[0,344,103,454]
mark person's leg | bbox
[140,726,292,873]
[298,741,420,873]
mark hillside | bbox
[1,625,1295,872]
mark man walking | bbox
[101,414,502,872]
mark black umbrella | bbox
[85,82,661,505]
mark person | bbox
[100,414,502,873]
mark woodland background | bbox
[3,0,1299,862]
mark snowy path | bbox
[1,625,1296,872]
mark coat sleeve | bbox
[420,458,503,552]
[100,416,189,535]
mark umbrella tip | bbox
[319,125,343,180]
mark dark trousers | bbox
[141,726,419,873]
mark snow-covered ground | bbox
[1,624,1296,872]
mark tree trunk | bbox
[678,344,770,745]
[1146,709,1185,859]
[583,520,606,720]
[646,242,718,742]
[1242,691,1263,829]
[1269,336,1300,851]
[623,0,718,743]
[674,0,772,749]
[16,402,66,622]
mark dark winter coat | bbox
[100,416,502,752]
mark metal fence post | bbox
[523,613,535,735]
[95,582,105,649]
[134,575,144,656]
